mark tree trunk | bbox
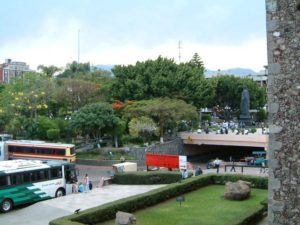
[114,136,119,148]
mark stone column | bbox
[266,0,300,224]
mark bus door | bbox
[64,165,77,194]
[0,141,5,161]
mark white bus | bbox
[0,159,77,212]
[0,139,76,162]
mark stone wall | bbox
[266,0,300,224]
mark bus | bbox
[0,159,77,212]
[0,140,76,162]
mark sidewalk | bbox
[0,184,165,225]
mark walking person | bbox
[230,159,236,172]
[260,160,266,173]
[84,174,90,192]
[214,158,221,173]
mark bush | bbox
[113,171,182,184]
[47,129,60,141]
[250,128,257,134]
[121,135,143,145]
[50,174,268,225]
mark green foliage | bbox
[128,116,158,142]
[36,116,58,140]
[201,113,212,122]
[71,102,118,140]
[121,135,144,145]
[124,98,198,138]
[113,171,182,184]
[57,61,91,78]
[111,56,213,108]
[50,174,267,225]
[47,129,60,141]
[211,75,267,112]
[250,128,257,134]
[256,108,267,122]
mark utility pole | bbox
[78,29,80,63]
[178,40,181,63]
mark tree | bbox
[211,75,266,117]
[57,61,91,78]
[55,78,101,112]
[128,116,158,143]
[111,55,212,108]
[124,98,198,142]
[37,65,61,77]
[70,103,118,143]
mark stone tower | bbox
[266,0,300,224]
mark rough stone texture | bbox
[224,180,251,200]
[266,0,300,224]
[115,211,136,225]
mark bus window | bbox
[23,172,31,183]
[55,149,65,155]
[0,175,8,188]
[10,173,23,185]
[50,168,62,179]
[70,147,75,155]
[37,170,48,181]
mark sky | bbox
[0,0,267,72]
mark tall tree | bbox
[111,56,212,108]
[70,102,118,142]
[37,65,61,77]
[124,98,198,142]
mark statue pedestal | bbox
[239,115,252,127]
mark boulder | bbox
[115,211,136,225]
[224,180,251,200]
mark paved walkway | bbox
[0,184,165,225]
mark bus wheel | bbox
[1,199,13,213]
[55,188,65,198]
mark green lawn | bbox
[99,185,267,225]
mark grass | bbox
[98,185,267,225]
[76,149,136,160]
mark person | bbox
[78,182,84,193]
[214,158,221,173]
[84,174,90,192]
[194,167,203,176]
[182,169,188,179]
[260,159,266,173]
[230,159,236,172]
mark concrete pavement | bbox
[0,184,165,225]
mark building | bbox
[0,59,31,83]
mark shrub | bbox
[250,128,257,134]
[47,129,60,141]
[113,171,182,184]
[50,174,268,225]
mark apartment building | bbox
[0,59,30,83]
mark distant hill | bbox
[205,68,258,77]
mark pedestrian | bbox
[214,158,221,173]
[181,169,188,179]
[84,174,90,192]
[260,160,266,173]
[230,159,236,172]
[78,182,84,193]
[194,167,203,176]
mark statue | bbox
[239,86,252,127]
[240,87,250,117]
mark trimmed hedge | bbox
[49,174,268,225]
[113,171,182,184]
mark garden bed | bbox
[49,174,267,225]
[98,185,267,225]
